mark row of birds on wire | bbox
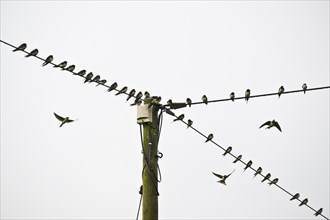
[11,43,325,219]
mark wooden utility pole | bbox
[138,98,159,220]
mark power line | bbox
[166,112,329,220]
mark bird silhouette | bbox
[25,49,38,57]
[187,119,193,128]
[54,61,67,69]
[230,92,235,102]
[253,167,262,178]
[186,98,192,107]
[115,86,128,95]
[144,91,150,99]
[299,198,308,206]
[261,173,271,182]
[76,70,86,76]
[84,72,93,83]
[259,120,282,132]
[202,95,208,105]
[54,112,74,127]
[126,89,136,101]
[278,86,285,98]
[173,114,184,122]
[314,208,323,216]
[64,65,75,72]
[212,169,235,185]
[245,89,250,103]
[302,83,307,94]
[223,146,232,156]
[290,193,300,201]
[243,160,252,171]
[96,79,107,87]
[167,99,173,105]
[91,75,100,83]
[42,55,54,67]
[205,133,213,142]
[13,43,27,52]
[268,178,279,186]
[107,82,118,92]
[233,155,242,163]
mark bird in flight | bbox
[54,112,75,127]
[13,43,27,52]
[259,120,282,132]
[42,55,54,67]
[173,114,184,122]
[212,169,235,186]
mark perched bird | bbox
[202,95,208,105]
[233,155,242,163]
[229,92,235,102]
[126,89,136,101]
[302,83,307,94]
[167,99,173,105]
[261,173,271,182]
[84,72,93,83]
[212,169,235,186]
[13,43,27,52]
[299,198,308,207]
[268,178,279,186]
[115,86,128,95]
[205,133,213,142]
[156,96,161,103]
[54,112,74,127]
[144,91,150,99]
[130,99,142,106]
[76,70,86,76]
[245,89,250,103]
[259,120,282,132]
[96,79,107,87]
[187,119,193,128]
[54,61,67,69]
[290,193,300,201]
[253,167,262,178]
[25,48,38,57]
[42,55,54,67]
[315,208,323,216]
[173,114,184,122]
[134,91,143,101]
[222,146,232,156]
[91,75,100,83]
[278,86,285,98]
[64,65,75,72]
[186,98,192,107]
[107,82,118,92]
[243,160,253,171]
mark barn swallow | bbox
[91,75,100,83]
[167,99,173,105]
[42,55,54,66]
[130,99,142,106]
[53,112,74,127]
[245,89,250,103]
[205,133,213,142]
[25,49,39,57]
[135,91,143,101]
[259,120,282,132]
[173,114,184,122]
[244,160,252,171]
[299,198,308,206]
[126,89,136,101]
[278,86,285,98]
[144,91,150,99]
[230,92,235,102]
[290,193,300,201]
[115,86,128,95]
[64,65,75,72]
[268,178,279,186]
[233,155,242,163]
[202,95,208,105]
[84,72,93,83]
[223,146,232,156]
[107,82,118,92]
[76,70,86,76]
[54,61,67,69]
[96,79,107,87]
[261,173,271,182]
[186,98,192,107]
[212,169,235,185]
[315,208,323,216]
[253,167,262,178]
[13,43,27,52]
[302,83,307,94]
[187,119,193,128]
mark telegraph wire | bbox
[167,112,329,220]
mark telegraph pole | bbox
[137,97,160,220]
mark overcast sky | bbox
[1,1,329,219]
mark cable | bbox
[136,185,143,220]
[168,113,329,220]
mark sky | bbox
[0,1,329,219]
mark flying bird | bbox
[314,208,323,216]
[278,86,285,98]
[42,55,54,67]
[64,65,75,72]
[205,133,213,142]
[259,120,282,132]
[243,160,252,171]
[187,119,193,128]
[202,95,208,105]
[268,178,279,186]
[115,86,128,95]
[96,79,107,87]
[107,82,118,92]
[302,83,307,94]
[13,43,27,52]
[212,169,235,185]
[253,167,262,178]
[261,173,271,182]
[290,193,300,201]
[76,70,86,76]
[222,146,232,156]
[245,89,250,103]
[25,48,38,58]
[299,198,308,207]
[233,155,242,163]
[54,61,67,69]
[84,72,93,83]
[53,112,74,127]
[229,92,235,102]
[173,114,184,122]
[126,89,136,101]
[186,98,192,107]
